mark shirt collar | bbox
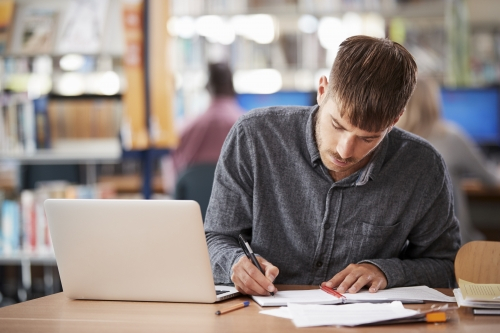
[304,104,389,186]
[305,105,321,166]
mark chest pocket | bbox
[348,220,403,262]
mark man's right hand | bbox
[231,256,279,296]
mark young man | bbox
[204,36,461,296]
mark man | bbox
[162,63,244,208]
[205,36,461,296]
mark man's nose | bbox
[336,135,355,159]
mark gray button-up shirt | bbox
[205,105,460,288]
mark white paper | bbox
[252,290,341,307]
[259,307,292,319]
[288,301,419,328]
[343,286,456,303]
[252,286,455,307]
[454,288,500,309]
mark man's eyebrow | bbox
[330,115,381,139]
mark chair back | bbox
[455,241,500,284]
[174,163,217,221]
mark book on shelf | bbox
[0,0,15,55]
[56,0,110,54]
[0,181,117,256]
[0,92,38,154]
[0,199,20,254]
[47,98,122,141]
[20,8,58,54]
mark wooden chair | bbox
[455,241,500,284]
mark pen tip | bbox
[269,292,275,296]
[215,311,221,315]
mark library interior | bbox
[1,0,500,331]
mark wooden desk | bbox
[0,286,499,333]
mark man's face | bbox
[315,95,390,179]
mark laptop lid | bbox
[44,199,238,303]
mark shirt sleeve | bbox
[204,120,254,283]
[359,162,461,288]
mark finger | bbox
[324,269,351,289]
[346,273,375,293]
[336,271,362,293]
[232,273,262,295]
[231,257,269,295]
[244,258,276,294]
[241,260,275,295]
[259,258,279,282]
[368,278,385,293]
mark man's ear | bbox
[391,109,405,126]
[316,76,329,105]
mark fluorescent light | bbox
[233,69,282,94]
[298,15,318,34]
[57,73,85,96]
[247,15,275,44]
[99,71,120,95]
[195,15,235,45]
[318,17,344,50]
[176,16,196,39]
[342,12,363,37]
[363,13,385,38]
[59,54,85,71]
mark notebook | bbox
[252,286,455,306]
[44,199,239,303]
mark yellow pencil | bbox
[215,301,250,315]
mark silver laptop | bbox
[44,199,239,303]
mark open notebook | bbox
[252,286,455,307]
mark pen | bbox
[215,301,250,315]
[320,284,346,299]
[237,234,275,296]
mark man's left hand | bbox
[321,263,388,293]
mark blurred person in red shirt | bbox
[162,63,244,197]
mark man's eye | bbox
[362,138,374,143]
[332,123,342,130]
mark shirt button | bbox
[316,261,323,268]
[324,223,331,230]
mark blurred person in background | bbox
[397,77,500,244]
[172,62,244,174]
[162,62,244,218]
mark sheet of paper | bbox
[458,279,500,302]
[453,288,500,309]
[343,286,456,303]
[259,307,292,319]
[252,290,341,306]
[287,301,419,328]
[252,286,455,306]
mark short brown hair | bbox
[207,62,235,97]
[329,36,417,132]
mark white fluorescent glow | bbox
[99,71,120,95]
[195,15,235,45]
[176,16,196,39]
[247,15,275,44]
[59,54,85,71]
[318,17,344,50]
[27,74,52,99]
[233,69,282,94]
[363,13,385,38]
[230,15,250,37]
[57,73,85,96]
[342,12,363,37]
[298,15,318,34]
